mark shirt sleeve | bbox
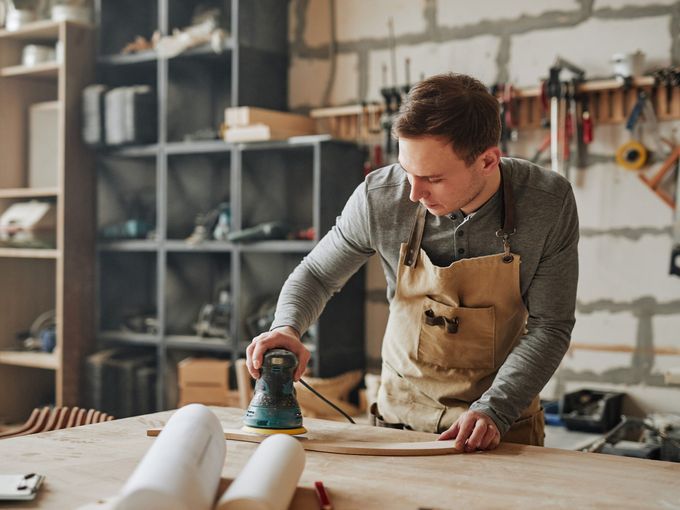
[270,181,375,335]
[470,185,579,436]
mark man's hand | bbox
[438,410,500,452]
[245,326,310,381]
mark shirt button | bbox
[457,230,464,237]
[450,214,457,220]
[458,248,465,254]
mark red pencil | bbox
[314,481,333,510]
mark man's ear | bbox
[478,147,501,175]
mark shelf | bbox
[97,49,158,66]
[237,240,315,253]
[238,135,333,151]
[0,248,59,259]
[165,140,233,155]
[0,187,59,199]
[165,335,232,352]
[0,20,60,41]
[0,351,58,370]
[0,62,60,79]
[102,144,159,157]
[97,240,159,252]
[97,39,234,66]
[98,331,160,345]
[165,240,234,253]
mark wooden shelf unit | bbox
[0,21,95,423]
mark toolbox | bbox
[561,389,625,433]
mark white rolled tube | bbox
[217,434,306,510]
[114,404,226,510]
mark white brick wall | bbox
[329,52,360,105]
[302,0,332,47]
[366,35,499,102]
[437,0,580,27]
[572,311,638,346]
[595,0,678,9]
[651,316,680,348]
[289,57,331,109]
[335,0,426,42]
[653,354,680,374]
[509,16,671,86]
[560,349,632,373]
[571,162,673,229]
[579,233,678,303]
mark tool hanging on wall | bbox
[671,151,680,277]
[616,91,652,170]
[547,57,586,178]
[378,18,413,163]
[494,83,518,156]
[616,90,667,172]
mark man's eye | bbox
[428,178,442,184]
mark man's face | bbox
[398,136,489,216]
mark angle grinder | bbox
[242,348,307,435]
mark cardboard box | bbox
[178,385,240,408]
[177,358,230,389]
[224,106,316,132]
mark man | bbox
[246,73,578,452]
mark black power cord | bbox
[298,378,356,424]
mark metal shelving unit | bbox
[94,0,366,413]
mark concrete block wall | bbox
[289,0,680,410]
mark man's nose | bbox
[409,179,427,202]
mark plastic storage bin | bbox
[560,389,624,433]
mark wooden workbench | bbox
[0,407,678,509]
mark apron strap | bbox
[496,163,517,263]
[498,163,516,236]
[404,205,427,267]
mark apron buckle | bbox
[496,228,516,264]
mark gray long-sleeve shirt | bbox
[272,157,579,434]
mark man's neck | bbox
[460,165,501,215]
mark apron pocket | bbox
[417,296,495,370]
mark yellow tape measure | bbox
[615,140,648,170]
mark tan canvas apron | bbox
[375,166,544,446]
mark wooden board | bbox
[146,427,462,456]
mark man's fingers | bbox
[453,416,475,450]
[465,420,488,451]
[245,329,309,381]
[488,433,501,450]
[438,421,459,442]
[245,341,259,379]
[480,424,499,450]
[293,349,310,381]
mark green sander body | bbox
[243,348,306,434]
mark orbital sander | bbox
[242,348,307,435]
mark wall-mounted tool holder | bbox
[310,76,680,142]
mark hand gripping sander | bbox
[242,348,307,435]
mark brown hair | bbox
[392,73,500,166]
